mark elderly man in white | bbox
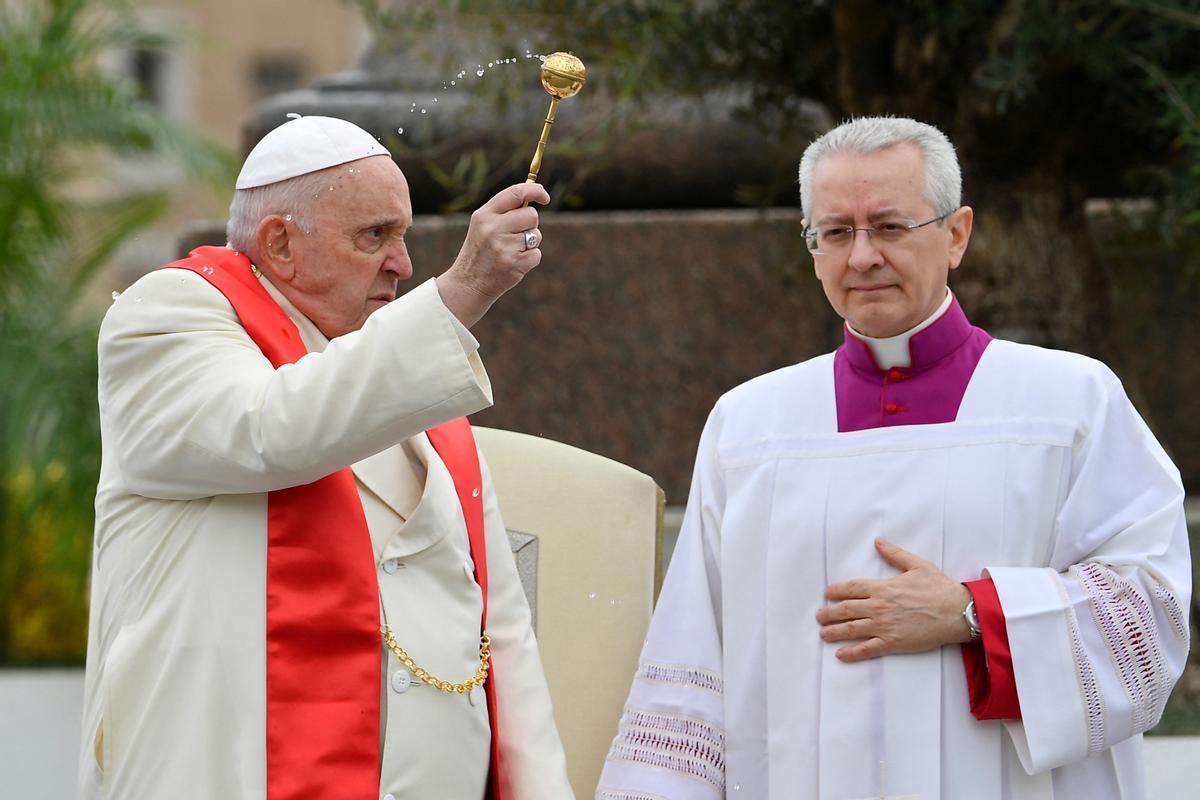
[80,115,573,800]
[597,116,1190,800]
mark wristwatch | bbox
[962,597,981,642]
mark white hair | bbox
[798,116,962,221]
[225,168,336,260]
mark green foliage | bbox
[0,0,233,664]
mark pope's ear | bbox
[256,216,295,280]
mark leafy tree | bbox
[0,0,232,663]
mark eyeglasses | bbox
[804,213,950,255]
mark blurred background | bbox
[1,0,1198,793]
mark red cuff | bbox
[960,578,1022,720]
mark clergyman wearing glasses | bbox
[595,116,1190,800]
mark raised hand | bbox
[436,182,551,327]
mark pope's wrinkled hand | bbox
[816,538,973,662]
[436,182,550,327]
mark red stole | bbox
[165,247,501,799]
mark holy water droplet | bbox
[433,97,438,102]
[202,265,214,275]
[111,291,121,301]
[420,109,427,114]
[488,62,493,67]
[450,80,456,86]
[397,127,404,135]
[588,592,597,599]
[476,69,485,77]
[284,214,293,221]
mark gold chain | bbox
[380,624,490,694]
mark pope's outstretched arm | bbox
[99,271,491,500]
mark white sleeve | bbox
[477,450,575,799]
[987,375,1191,774]
[98,270,492,499]
[596,411,727,800]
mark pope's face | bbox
[287,155,414,338]
[806,143,972,338]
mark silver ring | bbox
[523,229,540,251]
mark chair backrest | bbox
[472,426,663,798]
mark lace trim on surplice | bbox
[607,708,726,792]
[1153,580,1190,643]
[636,661,724,695]
[1063,598,1106,754]
[1072,562,1175,734]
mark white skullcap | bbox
[235,115,390,190]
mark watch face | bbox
[965,600,980,635]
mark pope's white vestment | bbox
[79,267,573,799]
[597,329,1190,799]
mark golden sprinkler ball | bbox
[539,52,587,99]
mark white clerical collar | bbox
[847,288,953,369]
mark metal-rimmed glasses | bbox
[804,213,950,255]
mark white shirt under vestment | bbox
[80,267,573,799]
[597,333,1190,800]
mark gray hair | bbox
[225,168,335,260]
[798,116,962,221]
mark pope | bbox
[78,115,574,800]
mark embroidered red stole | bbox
[165,246,500,799]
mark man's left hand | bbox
[816,538,973,662]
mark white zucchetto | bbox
[235,115,390,190]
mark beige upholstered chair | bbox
[473,426,664,798]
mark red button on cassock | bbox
[885,402,901,414]
[887,369,907,381]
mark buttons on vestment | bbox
[391,669,412,694]
[381,558,402,574]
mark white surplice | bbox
[597,340,1190,800]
